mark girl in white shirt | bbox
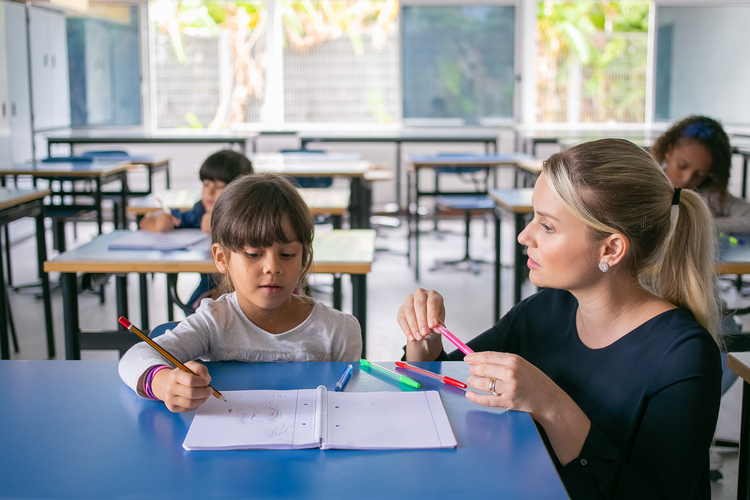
[119,173,362,412]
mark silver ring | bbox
[488,378,497,396]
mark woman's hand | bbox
[397,289,446,361]
[464,351,559,416]
[151,361,213,413]
[464,351,591,465]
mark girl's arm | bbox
[713,193,750,233]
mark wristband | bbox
[144,365,171,400]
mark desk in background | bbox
[0,189,53,359]
[0,360,568,500]
[45,129,253,155]
[0,160,131,250]
[128,187,351,229]
[44,229,376,359]
[299,128,502,213]
[250,153,375,229]
[407,155,535,280]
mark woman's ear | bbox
[212,243,229,274]
[599,233,629,269]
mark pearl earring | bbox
[598,262,609,273]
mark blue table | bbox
[0,360,568,499]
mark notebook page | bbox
[322,391,457,450]
[182,389,318,450]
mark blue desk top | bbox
[0,361,567,499]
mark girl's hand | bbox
[151,361,213,413]
[140,210,179,232]
[200,212,211,234]
[464,351,561,419]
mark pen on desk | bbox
[335,364,353,392]
[395,362,467,389]
[435,325,474,355]
[359,359,420,388]
[118,316,226,402]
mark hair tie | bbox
[672,187,681,206]
[684,121,714,139]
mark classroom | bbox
[2,0,750,498]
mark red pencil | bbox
[395,362,467,389]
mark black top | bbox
[442,288,721,499]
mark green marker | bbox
[360,359,421,389]
[730,236,739,246]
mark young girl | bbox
[398,139,721,499]
[119,173,362,412]
[651,115,750,233]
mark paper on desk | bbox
[108,229,209,250]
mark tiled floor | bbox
[4,203,746,499]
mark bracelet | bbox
[144,365,171,400]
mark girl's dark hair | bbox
[211,173,315,295]
[199,150,253,184]
[650,115,732,198]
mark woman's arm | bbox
[714,193,750,233]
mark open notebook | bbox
[108,229,209,250]
[183,386,457,451]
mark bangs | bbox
[212,175,314,252]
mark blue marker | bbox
[335,364,353,392]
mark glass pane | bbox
[150,0,266,128]
[402,5,515,125]
[655,6,750,124]
[67,5,142,126]
[536,2,649,123]
[281,1,399,123]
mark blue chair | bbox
[81,150,129,159]
[279,149,333,188]
[41,156,94,163]
[149,321,179,339]
[431,153,491,236]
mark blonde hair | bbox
[543,138,720,341]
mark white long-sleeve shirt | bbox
[119,292,362,398]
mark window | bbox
[67,5,142,126]
[402,5,515,126]
[536,2,649,123]
[655,5,750,124]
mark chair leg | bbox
[6,288,18,353]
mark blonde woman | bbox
[397,139,721,499]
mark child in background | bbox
[140,149,253,307]
[119,173,362,412]
[651,115,750,233]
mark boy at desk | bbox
[140,149,253,307]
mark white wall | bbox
[658,6,750,123]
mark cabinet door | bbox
[5,0,33,162]
[28,6,50,131]
[48,9,70,129]
[0,1,10,166]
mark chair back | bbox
[279,148,332,188]
[150,322,179,339]
[81,150,130,159]
[41,156,93,163]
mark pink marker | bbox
[435,325,474,355]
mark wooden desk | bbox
[128,188,351,228]
[0,189,53,359]
[490,188,534,320]
[123,154,171,196]
[0,161,131,248]
[407,155,535,281]
[44,229,376,359]
[45,129,253,155]
[299,127,502,212]
[0,360,567,499]
[728,352,750,500]
[250,153,373,229]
